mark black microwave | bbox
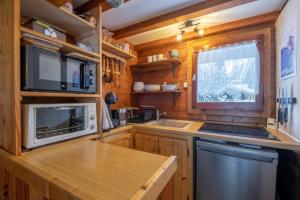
[21,45,97,93]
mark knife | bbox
[284,82,288,123]
[278,87,282,125]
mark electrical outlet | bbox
[183,81,188,88]
[267,118,277,129]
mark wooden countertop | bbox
[133,121,300,151]
[0,136,177,200]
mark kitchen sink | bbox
[145,119,192,130]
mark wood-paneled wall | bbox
[135,24,276,126]
[102,57,136,109]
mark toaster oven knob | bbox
[90,115,95,120]
[89,69,95,76]
[90,124,95,130]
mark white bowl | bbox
[133,82,145,91]
[162,84,177,91]
[145,84,161,91]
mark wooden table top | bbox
[4,137,177,200]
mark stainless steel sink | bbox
[145,119,192,130]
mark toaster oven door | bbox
[35,105,88,140]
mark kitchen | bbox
[0,0,300,199]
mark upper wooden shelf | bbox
[102,41,136,59]
[131,59,181,73]
[20,26,100,60]
[21,0,96,39]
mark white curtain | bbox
[197,41,260,103]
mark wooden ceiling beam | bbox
[47,0,70,7]
[135,11,280,52]
[113,0,257,39]
[75,0,130,15]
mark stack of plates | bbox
[133,82,144,92]
[144,84,161,92]
[162,84,177,91]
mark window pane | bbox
[197,41,260,103]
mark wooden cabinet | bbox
[158,137,189,200]
[134,133,159,154]
[0,166,10,200]
[102,131,133,148]
[133,131,192,200]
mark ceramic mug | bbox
[147,56,153,62]
[158,54,164,61]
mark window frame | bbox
[192,36,265,110]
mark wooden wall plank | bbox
[135,24,276,126]
[0,0,21,155]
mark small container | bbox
[147,56,153,63]
[25,19,66,41]
[152,55,158,62]
[158,54,164,61]
[118,108,127,126]
[169,49,180,58]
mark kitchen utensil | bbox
[108,57,113,83]
[105,92,118,110]
[144,84,160,92]
[284,82,288,123]
[114,59,120,87]
[280,86,285,125]
[169,50,180,58]
[117,108,127,126]
[277,87,282,125]
[118,59,124,75]
[103,56,110,83]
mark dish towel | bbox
[101,97,114,130]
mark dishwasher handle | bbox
[196,140,278,163]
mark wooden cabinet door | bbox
[102,132,133,148]
[158,136,189,200]
[134,133,159,154]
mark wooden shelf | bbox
[131,59,181,73]
[131,90,181,94]
[21,91,101,98]
[20,26,100,59]
[66,53,100,63]
[21,0,96,38]
[102,41,136,59]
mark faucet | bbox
[156,110,166,120]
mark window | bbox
[192,40,264,110]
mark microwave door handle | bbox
[80,63,90,89]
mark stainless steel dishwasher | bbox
[195,139,278,200]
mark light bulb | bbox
[176,34,182,42]
[198,29,205,37]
